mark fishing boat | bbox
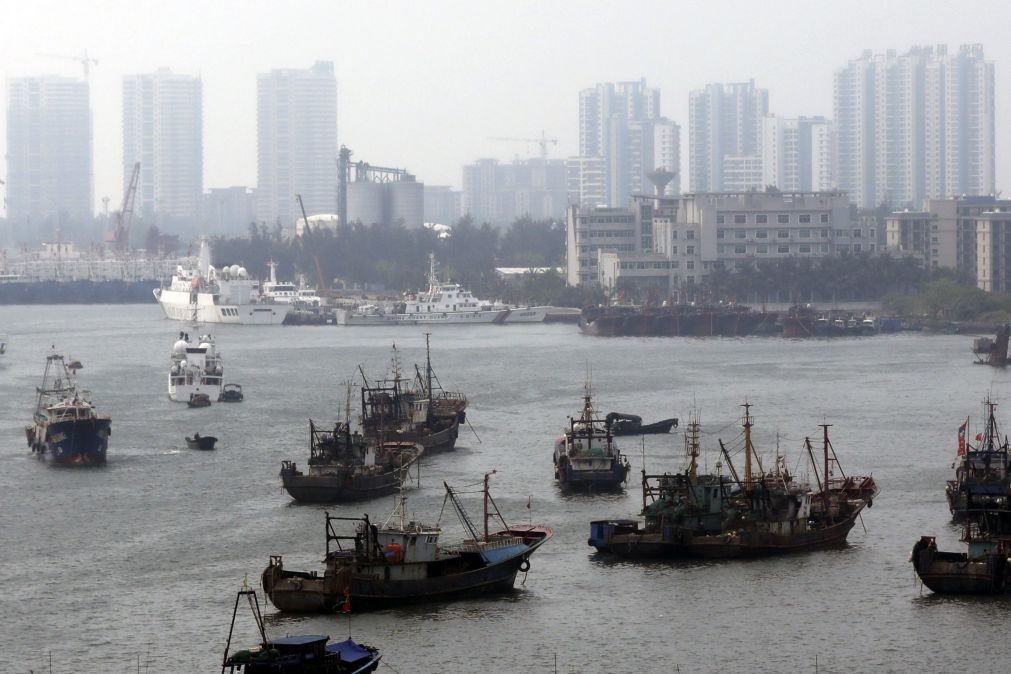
[168,331,224,402]
[153,238,290,325]
[280,419,422,503]
[222,587,381,673]
[220,383,244,402]
[334,254,508,326]
[553,383,630,490]
[590,405,878,559]
[0,332,7,355]
[605,412,678,436]
[25,351,112,465]
[186,433,217,450]
[911,512,1011,594]
[262,472,553,612]
[946,397,1010,519]
[359,337,465,454]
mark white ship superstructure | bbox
[168,331,224,403]
[261,261,299,304]
[153,239,290,325]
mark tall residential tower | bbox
[688,80,769,192]
[256,61,337,226]
[123,69,203,224]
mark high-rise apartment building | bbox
[575,79,679,207]
[834,44,994,209]
[688,80,769,192]
[761,116,836,192]
[6,76,93,229]
[123,69,203,224]
[256,61,337,226]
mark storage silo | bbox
[346,181,386,226]
[390,178,424,229]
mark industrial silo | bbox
[347,181,386,226]
[390,178,424,229]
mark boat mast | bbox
[742,402,754,486]
[686,414,700,482]
[821,423,832,503]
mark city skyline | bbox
[1,1,1008,218]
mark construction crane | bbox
[37,50,98,81]
[111,162,140,251]
[296,193,329,297]
[488,131,558,160]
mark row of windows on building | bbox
[716,213,831,225]
[716,228,874,239]
[618,260,697,270]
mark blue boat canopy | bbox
[327,638,373,661]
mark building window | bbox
[869,229,875,238]
[756,231,768,239]
[820,230,828,238]
[687,261,695,270]
[799,214,811,224]
[778,245,789,254]
[671,245,678,254]
[799,245,811,253]
[716,215,725,224]
[735,230,747,239]
[820,213,829,224]
[777,231,789,239]
[686,231,695,240]
[671,230,678,240]
[854,243,862,252]
[778,214,789,224]
[671,261,680,269]
[821,244,829,253]
[734,214,746,224]
[735,245,746,254]
[686,246,695,255]
[756,214,768,224]
[799,230,810,238]
[757,245,768,254]
[853,229,862,238]
[687,275,695,284]
[717,230,725,239]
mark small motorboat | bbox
[186,434,217,450]
[605,412,679,436]
[220,383,244,402]
[188,392,212,408]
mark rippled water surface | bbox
[2,305,1009,673]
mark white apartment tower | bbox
[689,80,769,192]
[575,79,679,206]
[123,69,203,224]
[834,45,994,209]
[256,61,338,226]
[762,116,836,192]
[6,76,93,227]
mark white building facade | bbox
[688,80,769,193]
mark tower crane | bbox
[488,131,558,160]
[110,162,140,251]
[37,50,98,81]
[296,193,329,298]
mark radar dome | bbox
[199,342,211,350]
[229,264,240,277]
[173,339,188,354]
[238,267,248,279]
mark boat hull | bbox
[501,306,549,323]
[686,516,857,559]
[335,308,508,326]
[154,288,289,325]
[280,468,406,503]
[911,537,1011,594]
[28,417,111,465]
[555,458,628,491]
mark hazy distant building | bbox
[123,69,203,224]
[462,158,567,226]
[566,155,606,208]
[424,185,462,226]
[203,186,256,236]
[689,80,769,192]
[256,61,337,226]
[6,75,93,229]
[576,79,678,206]
[761,116,836,192]
[834,45,995,209]
[345,162,423,229]
[976,207,1011,293]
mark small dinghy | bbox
[188,392,212,408]
[186,433,217,450]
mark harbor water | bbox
[3,304,1010,672]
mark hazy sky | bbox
[2,0,1008,212]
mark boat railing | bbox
[445,534,525,555]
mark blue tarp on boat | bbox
[327,638,372,662]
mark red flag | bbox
[976,433,983,442]
[958,420,967,456]
[341,587,351,614]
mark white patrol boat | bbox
[168,331,224,403]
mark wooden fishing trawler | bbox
[605,412,678,436]
[359,337,465,455]
[279,418,422,504]
[221,587,381,673]
[946,398,1010,519]
[553,383,630,491]
[262,472,553,612]
[911,512,1011,595]
[590,405,878,559]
